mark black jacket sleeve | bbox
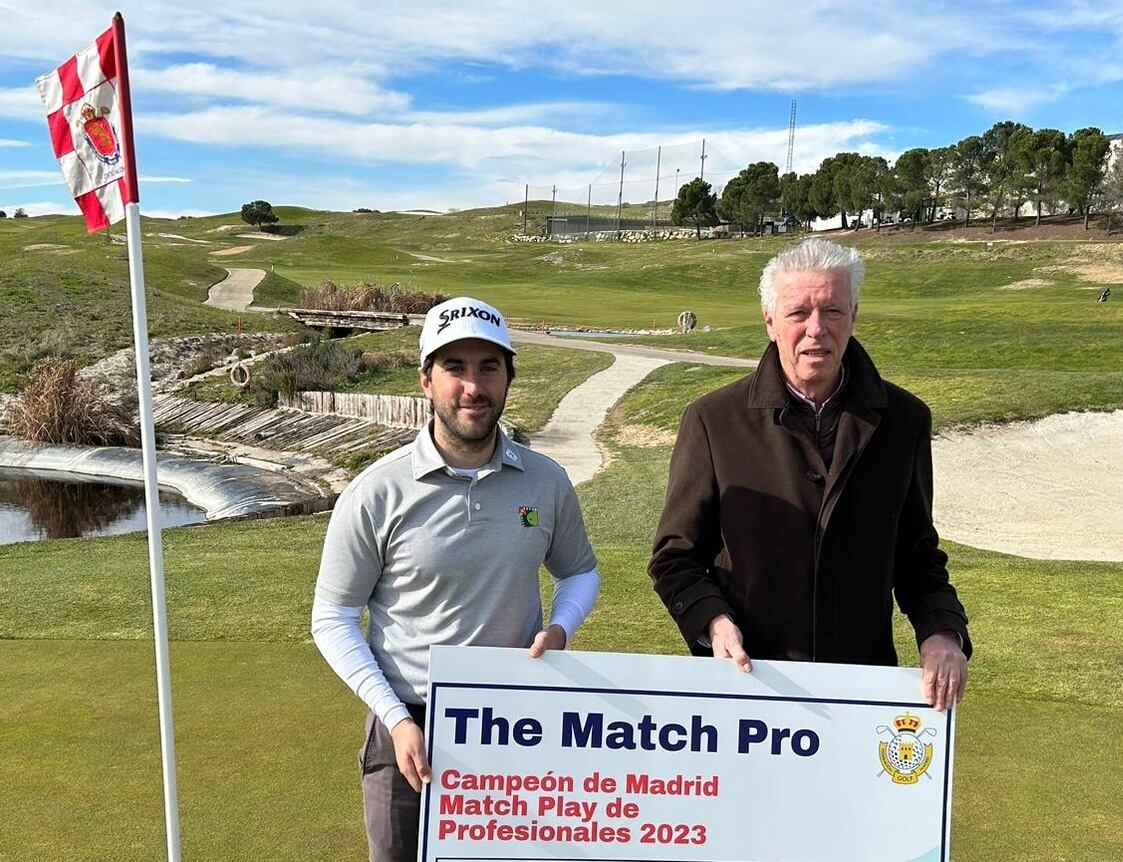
[893,406,973,659]
[648,404,735,653]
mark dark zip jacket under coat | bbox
[649,338,971,666]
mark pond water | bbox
[0,469,207,546]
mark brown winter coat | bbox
[649,338,971,666]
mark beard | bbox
[430,391,506,448]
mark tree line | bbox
[672,122,1123,236]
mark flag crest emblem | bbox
[518,506,539,527]
[79,103,121,165]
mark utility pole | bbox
[523,184,528,235]
[615,150,626,238]
[700,138,707,181]
[651,145,661,231]
[551,184,556,216]
[786,100,797,174]
[586,184,592,239]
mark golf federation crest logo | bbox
[518,506,539,527]
[876,713,936,784]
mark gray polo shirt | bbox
[315,425,597,705]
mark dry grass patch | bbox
[615,424,678,448]
[7,359,138,446]
[299,281,448,314]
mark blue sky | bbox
[3,1,1123,217]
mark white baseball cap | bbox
[419,296,517,366]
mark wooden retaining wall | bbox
[152,394,411,456]
[279,392,430,429]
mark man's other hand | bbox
[920,631,967,711]
[709,614,752,673]
[528,623,567,658]
[389,719,431,792]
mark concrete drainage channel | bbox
[0,437,335,522]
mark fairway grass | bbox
[3,640,1119,862]
[3,423,1121,859]
[4,207,1123,859]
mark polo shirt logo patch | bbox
[518,506,539,527]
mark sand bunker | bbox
[210,245,255,257]
[236,232,285,241]
[156,233,210,244]
[22,243,70,252]
[933,410,1123,561]
[997,278,1053,290]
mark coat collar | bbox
[748,337,889,414]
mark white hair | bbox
[758,238,865,312]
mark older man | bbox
[313,296,599,862]
[649,238,970,710]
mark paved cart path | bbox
[204,267,269,311]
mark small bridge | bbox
[287,309,426,331]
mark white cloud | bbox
[137,104,889,180]
[134,63,410,116]
[0,138,29,147]
[0,170,190,190]
[965,85,1070,115]
[403,101,616,126]
[0,87,45,122]
[0,170,65,190]
[1,1,1016,92]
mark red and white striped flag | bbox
[36,25,136,232]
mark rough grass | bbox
[0,215,302,392]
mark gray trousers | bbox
[360,706,425,862]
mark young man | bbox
[313,296,599,862]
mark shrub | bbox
[279,332,313,348]
[7,359,139,447]
[298,281,448,314]
[250,340,363,407]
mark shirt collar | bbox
[783,361,848,413]
[411,421,525,480]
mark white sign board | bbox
[422,647,955,862]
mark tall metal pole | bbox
[651,145,661,231]
[551,184,556,217]
[785,100,797,174]
[113,13,181,862]
[615,150,625,238]
[700,138,707,181]
[523,183,528,236]
[586,184,592,240]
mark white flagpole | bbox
[123,200,182,862]
[114,13,182,861]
